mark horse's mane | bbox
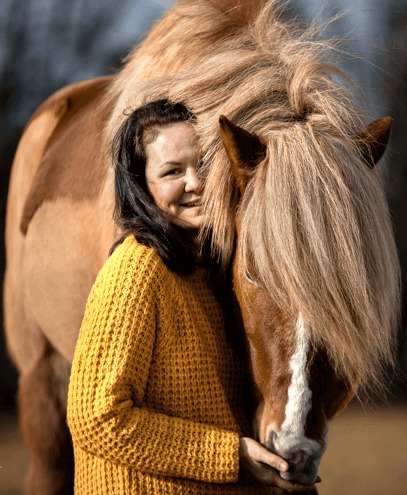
[104,0,400,394]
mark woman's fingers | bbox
[251,462,317,493]
[241,437,289,471]
[239,437,318,493]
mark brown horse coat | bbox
[5,76,117,370]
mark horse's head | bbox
[218,115,396,485]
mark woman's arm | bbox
[67,238,240,484]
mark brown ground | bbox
[0,405,406,495]
[318,404,407,495]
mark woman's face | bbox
[145,122,204,232]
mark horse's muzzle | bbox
[278,450,320,485]
[266,429,325,485]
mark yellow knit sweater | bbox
[68,236,270,494]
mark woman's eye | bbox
[164,169,181,177]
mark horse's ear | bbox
[356,117,393,168]
[219,115,267,194]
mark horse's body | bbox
[4,1,399,494]
[5,77,114,367]
[4,77,119,493]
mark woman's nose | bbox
[184,166,201,193]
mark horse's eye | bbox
[245,270,257,284]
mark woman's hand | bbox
[239,437,318,493]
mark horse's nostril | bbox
[265,428,279,451]
[265,429,286,461]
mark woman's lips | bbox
[180,199,201,207]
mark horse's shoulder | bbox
[19,76,114,235]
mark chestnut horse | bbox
[4,0,399,493]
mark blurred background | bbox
[0,0,406,494]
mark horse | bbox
[4,0,400,493]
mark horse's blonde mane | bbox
[104,0,400,394]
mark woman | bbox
[67,100,315,494]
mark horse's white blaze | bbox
[271,314,323,456]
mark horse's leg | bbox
[18,337,73,495]
[4,252,74,494]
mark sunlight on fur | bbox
[104,0,400,395]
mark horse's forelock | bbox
[238,124,399,395]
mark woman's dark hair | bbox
[110,99,200,273]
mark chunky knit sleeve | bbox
[67,236,240,484]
